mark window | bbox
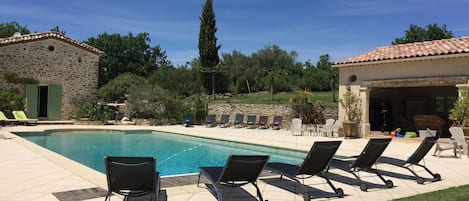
[435,96,457,113]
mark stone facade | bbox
[0,32,102,119]
[208,103,337,127]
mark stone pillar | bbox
[456,84,469,97]
[359,87,371,138]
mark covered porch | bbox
[359,76,467,137]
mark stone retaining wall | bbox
[208,103,338,127]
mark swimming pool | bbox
[17,130,306,176]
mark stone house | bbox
[333,37,469,137]
[0,31,103,120]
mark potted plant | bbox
[339,90,362,138]
[449,88,469,127]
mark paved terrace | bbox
[1,125,469,201]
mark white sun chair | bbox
[318,119,335,137]
[291,118,303,136]
[434,127,468,158]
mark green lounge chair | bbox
[0,111,17,125]
[12,111,38,125]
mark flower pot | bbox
[343,121,359,138]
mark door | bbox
[25,84,38,118]
[47,85,62,120]
[25,84,62,120]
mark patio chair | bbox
[218,114,230,128]
[246,115,257,129]
[329,138,393,191]
[377,136,441,184]
[233,114,244,128]
[291,118,304,136]
[12,110,38,125]
[197,155,270,201]
[271,116,283,130]
[318,119,335,137]
[257,115,269,129]
[206,114,217,127]
[0,111,17,126]
[266,141,344,200]
[434,127,468,158]
[104,156,160,201]
[183,114,193,127]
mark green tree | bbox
[98,73,146,102]
[316,54,338,102]
[251,45,297,98]
[392,23,454,45]
[198,0,221,99]
[85,32,171,86]
[222,50,255,94]
[0,21,30,38]
[148,65,205,97]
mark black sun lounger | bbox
[377,136,441,184]
[183,114,193,127]
[206,114,217,127]
[246,115,257,129]
[271,116,283,130]
[104,156,160,201]
[266,141,344,201]
[329,138,393,192]
[198,155,269,201]
[218,114,230,127]
[258,115,269,129]
[233,114,244,128]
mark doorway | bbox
[38,86,48,118]
[25,84,62,120]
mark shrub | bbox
[127,82,182,119]
[72,99,114,121]
[0,89,24,118]
[449,88,469,126]
[98,73,146,102]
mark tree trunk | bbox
[270,82,274,101]
[211,73,216,100]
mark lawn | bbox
[394,185,469,201]
[209,91,339,107]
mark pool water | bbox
[17,130,305,176]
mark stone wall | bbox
[208,103,338,127]
[0,38,100,119]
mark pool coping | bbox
[7,124,462,201]
[4,125,317,198]
[4,127,219,197]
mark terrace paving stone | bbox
[1,125,469,201]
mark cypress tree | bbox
[198,0,221,99]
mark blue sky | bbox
[2,0,469,66]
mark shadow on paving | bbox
[201,183,260,201]
[326,172,393,191]
[261,177,347,199]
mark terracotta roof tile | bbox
[334,36,469,66]
[0,31,104,55]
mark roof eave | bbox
[332,53,469,68]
